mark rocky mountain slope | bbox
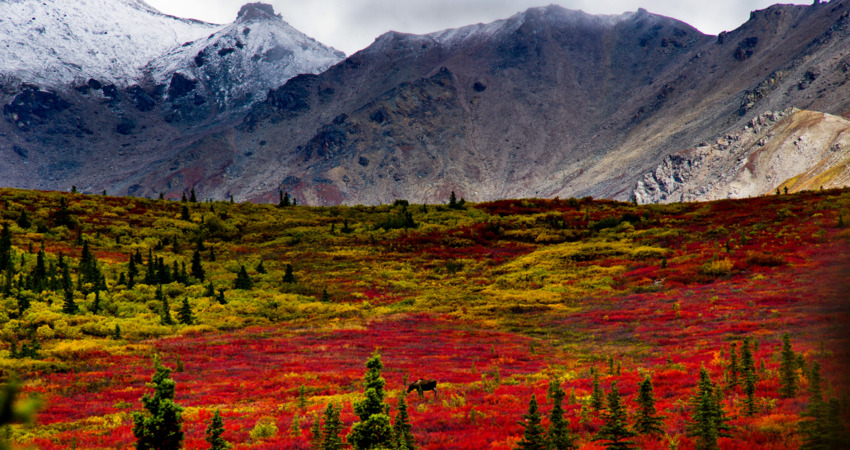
[0,1,343,192]
[125,1,850,205]
[2,1,850,204]
[633,108,850,203]
[0,0,217,87]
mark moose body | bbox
[407,379,437,397]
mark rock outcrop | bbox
[634,109,850,203]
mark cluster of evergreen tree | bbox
[317,351,416,450]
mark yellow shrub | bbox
[249,416,279,440]
[699,258,734,276]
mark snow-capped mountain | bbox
[0,0,219,87]
[144,3,345,110]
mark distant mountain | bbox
[144,3,344,112]
[2,1,849,204]
[0,1,343,193]
[0,0,217,87]
[141,1,849,205]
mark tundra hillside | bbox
[0,187,848,448]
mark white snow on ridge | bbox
[0,0,221,87]
[144,8,344,108]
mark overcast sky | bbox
[144,0,800,55]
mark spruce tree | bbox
[177,298,193,325]
[346,351,394,450]
[159,286,174,325]
[133,356,184,450]
[593,381,637,449]
[191,250,205,282]
[516,394,546,450]
[740,337,756,416]
[62,288,78,314]
[279,191,291,207]
[394,391,415,450]
[233,265,252,290]
[91,290,101,315]
[687,368,731,450]
[778,333,798,398]
[823,399,848,449]
[256,260,266,274]
[181,205,190,221]
[635,375,665,435]
[17,293,31,315]
[189,189,197,203]
[16,209,31,229]
[322,403,343,450]
[799,361,826,449]
[282,264,295,283]
[0,223,11,272]
[205,409,230,450]
[547,379,577,450]
[311,412,323,450]
[727,343,738,389]
[590,372,605,412]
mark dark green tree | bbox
[593,381,637,449]
[346,351,394,450]
[311,411,323,450]
[635,375,665,435]
[191,250,205,282]
[17,292,31,315]
[687,368,731,450]
[590,372,605,412]
[181,205,191,221]
[740,337,757,416]
[16,209,31,229]
[0,223,12,272]
[322,403,343,450]
[132,356,184,450]
[394,391,415,450]
[189,189,197,203]
[159,286,174,325]
[279,191,291,207]
[547,379,577,450]
[91,290,101,315]
[233,265,252,290]
[727,343,738,388]
[205,409,230,450]
[256,260,266,274]
[515,394,546,450]
[778,333,798,398]
[62,288,79,314]
[282,264,295,283]
[822,399,848,449]
[177,298,194,325]
[799,361,827,449]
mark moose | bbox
[407,379,437,397]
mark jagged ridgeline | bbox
[3,1,849,205]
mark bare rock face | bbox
[634,109,850,203]
[2,1,850,204]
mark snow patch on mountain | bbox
[143,3,344,110]
[0,0,220,87]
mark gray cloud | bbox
[144,0,800,55]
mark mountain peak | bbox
[237,3,280,22]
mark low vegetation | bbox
[0,187,848,448]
